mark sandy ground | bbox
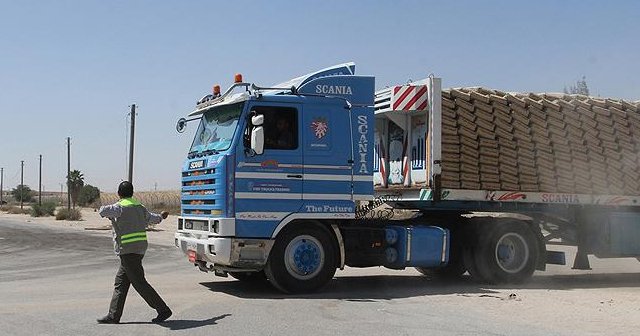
[0,207,179,245]
[1,209,640,335]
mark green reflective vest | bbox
[112,198,148,255]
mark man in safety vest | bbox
[96,181,172,324]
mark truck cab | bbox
[174,63,382,291]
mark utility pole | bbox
[0,167,4,206]
[128,104,136,183]
[20,160,24,210]
[67,137,71,211]
[39,154,42,206]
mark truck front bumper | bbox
[174,233,274,271]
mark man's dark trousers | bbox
[108,253,169,320]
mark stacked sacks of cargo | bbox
[440,96,462,188]
[439,88,640,195]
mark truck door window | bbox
[253,106,298,150]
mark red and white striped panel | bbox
[391,85,428,111]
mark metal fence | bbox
[100,191,181,212]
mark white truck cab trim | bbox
[174,233,274,269]
[175,234,233,266]
[178,216,235,236]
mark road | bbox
[1,216,640,336]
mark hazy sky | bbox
[1,1,638,192]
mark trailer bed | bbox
[374,80,640,206]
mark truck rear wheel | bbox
[265,224,337,293]
[458,221,489,282]
[472,220,539,284]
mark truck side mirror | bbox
[252,114,264,126]
[250,115,264,155]
[176,118,187,133]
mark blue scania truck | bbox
[174,63,640,293]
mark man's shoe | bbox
[96,316,120,324]
[152,309,172,323]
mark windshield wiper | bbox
[187,149,218,159]
[202,149,219,156]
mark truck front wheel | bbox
[265,224,337,293]
[473,220,539,284]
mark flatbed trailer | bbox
[372,79,640,280]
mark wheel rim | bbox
[494,232,529,274]
[284,235,325,280]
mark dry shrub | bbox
[56,208,82,221]
[7,206,30,214]
[30,202,57,217]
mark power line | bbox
[10,167,20,185]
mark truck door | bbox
[302,102,353,201]
[235,103,303,235]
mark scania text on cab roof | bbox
[174,63,640,293]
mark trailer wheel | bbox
[265,224,337,293]
[473,220,539,284]
[229,271,268,283]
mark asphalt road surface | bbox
[1,217,640,336]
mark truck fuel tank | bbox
[384,226,449,269]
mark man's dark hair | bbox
[118,181,134,198]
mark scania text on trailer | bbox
[174,63,640,293]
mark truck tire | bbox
[229,271,268,283]
[458,221,488,282]
[472,220,539,284]
[463,238,487,282]
[265,224,337,293]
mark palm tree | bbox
[67,170,84,208]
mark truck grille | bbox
[181,165,225,216]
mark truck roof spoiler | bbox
[271,62,356,92]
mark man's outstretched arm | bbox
[99,203,122,219]
[144,208,169,225]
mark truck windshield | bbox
[189,102,244,153]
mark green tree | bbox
[78,184,101,207]
[11,185,33,203]
[67,170,84,208]
[563,76,590,96]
